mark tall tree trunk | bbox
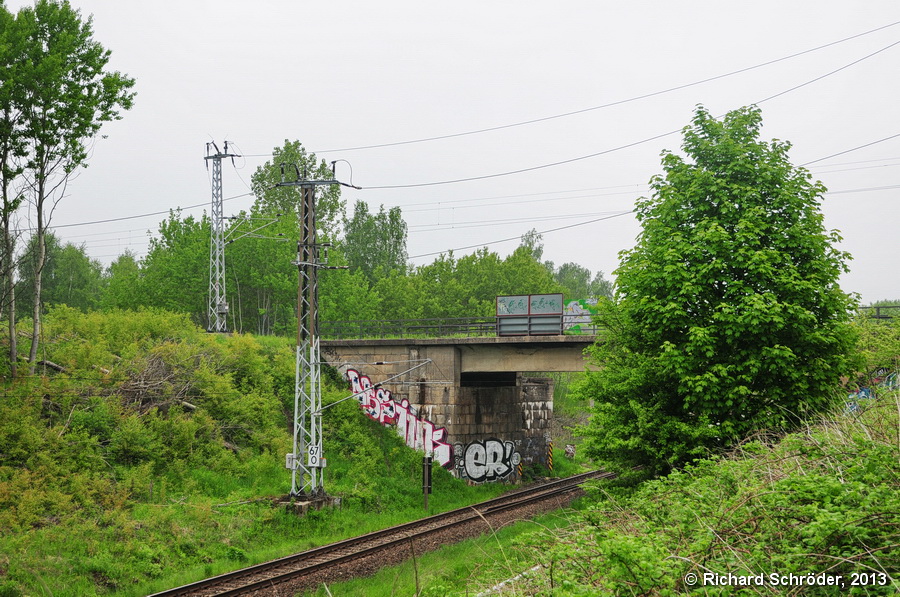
[3,229,16,379]
[0,107,18,378]
[1,193,15,379]
[6,280,15,378]
[27,178,45,374]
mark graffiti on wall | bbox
[846,369,898,413]
[346,369,452,467]
[563,299,599,334]
[454,438,521,483]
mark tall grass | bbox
[302,390,900,596]
[504,389,900,595]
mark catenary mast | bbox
[205,142,238,333]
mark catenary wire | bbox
[406,182,900,256]
[230,22,900,161]
[19,192,254,233]
[310,21,900,153]
[408,211,636,259]
[360,38,900,190]
[58,178,898,257]
[40,157,899,247]
[801,133,900,166]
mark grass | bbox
[296,390,900,596]
[297,506,584,597]
[504,390,900,595]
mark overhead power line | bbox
[408,211,636,259]
[22,191,254,234]
[361,38,900,190]
[407,181,900,259]
[801,133,900,166]
[313,20,900,154]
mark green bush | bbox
[517,394,900,595]
[0,308,507,596]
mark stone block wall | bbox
[322,342,555,483]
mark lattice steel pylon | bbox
[278,173,339,498]
[205,142,238,333]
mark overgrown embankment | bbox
[299,385,899,596]
[492,387,900,595]
[0,307,505,596]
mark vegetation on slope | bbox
[303,377,898,596]
[0,307,507,596]
[506,387,899,595]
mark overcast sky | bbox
[7,1,900,304]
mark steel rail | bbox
[150,470,612,596]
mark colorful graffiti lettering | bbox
[563,299,599,333]
[346,368,396,424]
[394,398,452,468]
[846,370,898,413]
[345,369,453,468]
[455,438,521,483]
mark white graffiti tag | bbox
[345,369,453,468]
[458,438,521,483]
[346,368,396,424]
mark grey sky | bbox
[7,1,900,303]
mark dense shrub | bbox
[515,393,900,595]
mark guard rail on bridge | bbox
[859,305,899,319]
[321,317,499,340]
[322,306,895,341]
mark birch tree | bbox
[15,0,134,372]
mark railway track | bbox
[150,470,613,597]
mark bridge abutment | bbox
[322,336,591,483]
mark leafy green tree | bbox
[519,228,545,262]
[517,229,612,300]
[14,0,134,371]
[141,212,209,324]
[500,245,563,300]
[317,245,383,323]
[578,106,857,477]
[234,139,348,335]
[16,232,104,315]
[0,3,28,376]
[589,271,614,299]
[553,261,614,300]
[102,250,143,310]
[370,267,424,320]
[341,200,408,283]
[249,140,344,241]
[553,262,592,298]
[45,241,105,311]
[373,245,562,321]
[225,212,298,335]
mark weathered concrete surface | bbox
[321,336,593,482]
[322,335,595,373]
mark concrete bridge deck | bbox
[322,334,597,373]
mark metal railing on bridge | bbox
[321,317,498,340]
[859,305,899,319]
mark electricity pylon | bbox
[278,167,340,498]
[205,142,238,333]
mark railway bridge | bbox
[320,317,596,484]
